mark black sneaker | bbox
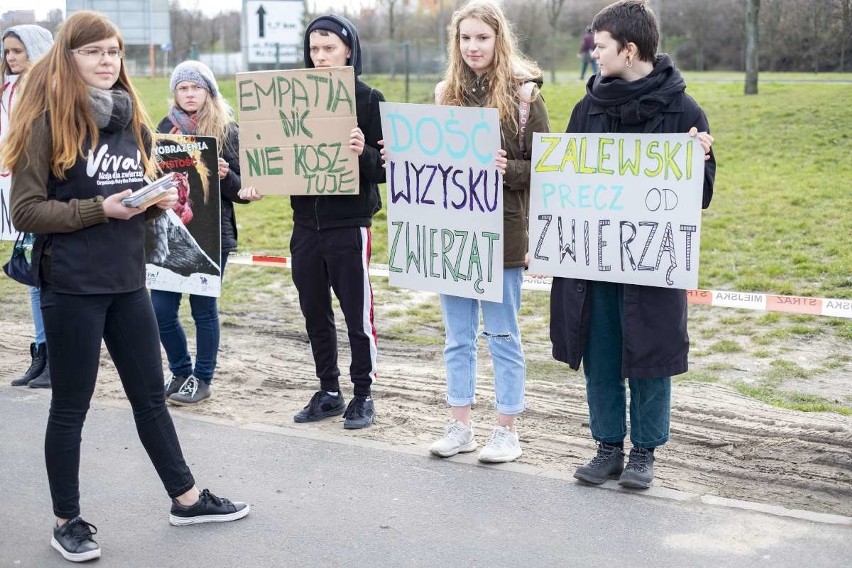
[169,488,250,526]
[573,442,625,485]
[164,374,190,399]
[618,446,655,489]
[293,390,345,423]
[343,395,375,429]
[51,517,101,562]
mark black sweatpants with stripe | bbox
[290,224,377,397]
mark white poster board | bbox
[528,133,705,289]
[0,173,14,240]
[380,102,503,301]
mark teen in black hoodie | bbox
[291,14,385,429]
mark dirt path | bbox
[3,291,850,517]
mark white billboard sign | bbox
[243,0,304,65]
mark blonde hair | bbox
[170,88,236,157]
[0,11,155,179]
[439,0,542,134]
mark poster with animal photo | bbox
[145,134,222,297]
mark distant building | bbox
[1,10,37,27]
[46,9,64,26]
[419,0,448,15]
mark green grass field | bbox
[136,73,852,301]
[3,72,851,413]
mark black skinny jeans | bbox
[40,285,195,518]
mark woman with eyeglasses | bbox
[1,11,249,563]
[152,60,261,407]
[2,24,54,389]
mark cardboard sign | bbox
[380,102,503,301]
[0,173,14,241]
[528,133,705,289]
[237,66,359,195]
[145,134,222,297]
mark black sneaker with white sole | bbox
[169,488,250,526]
[168,376,211,406]
[343,395,375,429]
[164,373,190,399]
[51,517,101,562]
[293,390,345,423]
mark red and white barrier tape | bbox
[228,253,852,319]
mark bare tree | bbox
[839,0,852,71]
[546,0,567,84]
[745,0,760,94]
[378,0,401,41]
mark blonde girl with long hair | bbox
[153,60,260,406]
[2,12,249,562]
[429,0,550,463]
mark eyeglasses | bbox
[69,48,125,60]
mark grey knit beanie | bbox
[169,60,219,98]
[3,24,54,63]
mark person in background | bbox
[550,0,715,489]
[2,12,249,563]
[578,26,598,80]
[428,0,550,463]
[288,14,385,430]
[153,60,261,406]
[2,24,54,388]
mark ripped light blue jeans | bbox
[439,267,525,415]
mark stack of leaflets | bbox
[121,172,178,209]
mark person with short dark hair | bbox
[550,0,716,489]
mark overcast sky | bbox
[32,0,361,20]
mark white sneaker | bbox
[429,420,478,457]
[478,426,522,463]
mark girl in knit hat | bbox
[153,60,261,405]
[2,24,54,389]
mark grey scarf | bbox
[88,87,133,130]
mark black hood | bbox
[303,14,362,77]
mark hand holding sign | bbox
[688,127,714,160]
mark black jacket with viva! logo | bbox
[291,14,386,230]
[15,113,152,295]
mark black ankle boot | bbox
[28,360,51,389]
[11,342,46,386]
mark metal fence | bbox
[124,40,446,81]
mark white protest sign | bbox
[528,133,705,289]
[0,173,14,240]
[380,102,503,301]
